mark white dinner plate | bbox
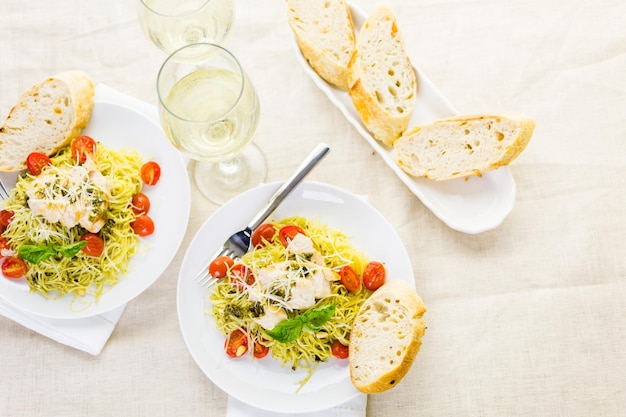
[293,2,517,234]
[0,100,191,318]
[177,181,415,413]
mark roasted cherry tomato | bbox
[251,223,276,248]
[253,340,270,359]
[1,257,27,279]
[209,255,234,279]
[0,237,9,251]
[225,328,249,358]
[140,161,161,186]
[331,340,349,359]
[362,261,386,291]
[71,135,97,163]
[131,214,155,236]
[229,263,255,290]
[278,224,306,247]
[339,265,361,292]
[131,193,151,215]
[0,210,14,228]
[80,233,105,257]
[26,152,52,175]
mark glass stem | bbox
[217,156,246,187]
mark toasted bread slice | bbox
[286,0,356,90]
[0,71,95,172]
[394,113,536,180]
[347,5,416,146]
[349,280,426,394]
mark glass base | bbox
[192,142,267,205]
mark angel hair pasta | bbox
[1,139,144,301]
[210,216,379,372]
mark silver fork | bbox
[0,176,9,200]
[193,142,331,288]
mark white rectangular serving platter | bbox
[292,2,516,234]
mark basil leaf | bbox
[56,241,87,258]
[303,303,336,329]
[265,303,336,343]
[18,245,55,264]
[265,317,305,343]
[18,241,88,264]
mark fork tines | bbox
[194,273,217,288]
[0,178,9,200]
[192,246,239,289]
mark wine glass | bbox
[137,0,234,54]
[157,42,267,204]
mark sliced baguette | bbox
[0,71,95,172]
[286,0,356,91]
[349,280,426,394]
[347,5,416,146]
[394,113,536,180]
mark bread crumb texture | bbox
[355,6,414,116]
[349,280,426,394]
[347,5,416,145]
[0,80,73,171]
[394,114,535,180]
[0,71,94,172]
[286,0,355,90]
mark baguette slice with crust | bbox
[348,5,416,146]
[349,280,426,394]
[0,71,95,172]
[394,114,536,180]
[286,0,356,91]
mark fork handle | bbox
[246,142,330,231]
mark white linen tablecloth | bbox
[1,0,626,416]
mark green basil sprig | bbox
[18,241,87,264]
[265,302,336,343]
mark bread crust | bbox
[53,70,95,144]
[347,5,416,146]
[349,280,426,394]
[394,113,536,180]
[286,0,356,90]
[0,71,94,172]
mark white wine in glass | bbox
[157,43,267,204]
[138,0,234,54]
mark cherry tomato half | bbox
[80,233,105,257]
[140,161,161,186]
[339,265,361,292]
[71,135,97,163]
[278,224,306,247]
[251,223,276,248]
[26,152,52,175]
[131,214,155,236]
[225,329,249,358]
[362,261,386,291]
[229,263,255,290]
[131,193,151,215]
[331,340,349,359]
[253,340,270,359]
[0,210,14,228]
[209,256,234,279]
[2,257,27,279]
